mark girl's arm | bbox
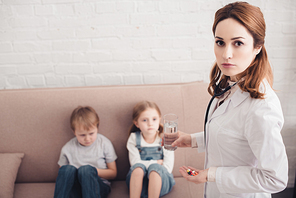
[162,147,174,173]
[97,161,117,180]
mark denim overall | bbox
[135,131,163,160]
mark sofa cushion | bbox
[0,153,24,198]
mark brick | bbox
[0,67,17,75]
[9,17,47,28]
[180,1,199,12]
[159,2,179,12]
[116,1,134,13]
[136,1,157,12]
[94,63,131,73]
[76,27,116,38]
[157,25,197,36]
[54,4,74,15]
[116,26,155,37]
[102,75,122,85]
[45,74,64,86]
[53,40,90,51]
[163,73,181,84]
[92,38,130,50]
[42,0,80,4]
[0,5,13,17]
[73,52,112,62]
[35,5,54,16]
[52,53,72,63]
[132,62,171,73]
[0,42,13,52]
[151,49,191,61]
[85,75,103,86]
[12,5,34,15]
[18,65,53,74]
[34,53,52,63]
[173,37,211,48]
[282,24,296,34]
[74,4,94,15]
[123,74,142,85]
[132,38,173,49]
[37,29,75,40]
[15,30,38,40]
[143,74,162,84]
[88,14,128,25]
[95,2,115,13]
[0,54,31,64]
[7,76,27,88]
[55,64,92,75]
[113,49,150,61]
[65,75,83,87]
[26,75,45,87]
[192,49,215,60]
[2,0,41,4]
[14,41,52,52]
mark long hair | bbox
[128,101,163,136]
[209,2,273,99]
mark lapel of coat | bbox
[209,89,250,122]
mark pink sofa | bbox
[0,81,210,198]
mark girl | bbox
[126,101,175,198]
[172,2,288,198]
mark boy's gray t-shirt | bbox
[58,133,117,185]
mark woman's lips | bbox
[222,63,235,68]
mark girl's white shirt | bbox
[127,132,174,173]
[192,81,288,198]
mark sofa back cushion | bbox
[0,81,209,182]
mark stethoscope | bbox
[204,80,238,144]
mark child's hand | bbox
[179,166,208,184]
[157,159,163,165]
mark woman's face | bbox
[214,18,261,81]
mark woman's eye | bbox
[234,41,244,46]
[216,40,224,46]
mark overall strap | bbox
[135,131,141,149]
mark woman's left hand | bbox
[179,166,208,184]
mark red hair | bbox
[209,2,273,99]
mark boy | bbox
[54,106,117,198]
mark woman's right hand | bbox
[171,131,192,147]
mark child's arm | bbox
[162,148,174,173]
[96,161,117,180]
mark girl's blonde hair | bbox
[209,1,273,99]
[128,101,163,135]
[70,106,100,131]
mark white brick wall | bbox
[0,0,295,188]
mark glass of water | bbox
[163,114,178,151]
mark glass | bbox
[163,113,178,151]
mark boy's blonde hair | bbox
[70,106,100,131]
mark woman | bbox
[171,2,288,198]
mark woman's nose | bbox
[223,45,233,60]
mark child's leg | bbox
[77,165,110,198]
[148,170,162,198]
[147,164,175,197]
[130,167,144,198]
[126,163,147,198]
[54,165,77,198]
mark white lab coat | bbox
[193,82,288,198]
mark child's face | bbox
[134,108,160,136]
[74,125,98,146]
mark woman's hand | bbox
[179,166,208,184]
[171,131,192,147]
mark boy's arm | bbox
[96,161,117,180]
